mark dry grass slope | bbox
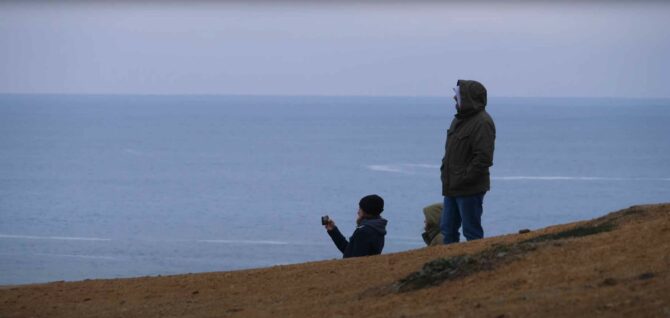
[1,203,669,318]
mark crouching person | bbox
[323,194,387,258]
[421,202,444,246]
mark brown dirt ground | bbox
[1,204,669,318]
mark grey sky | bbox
[1,2,669,98]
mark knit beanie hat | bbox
[359,194,384,215]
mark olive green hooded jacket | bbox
[441,80,496,197]
[421,203,444,246]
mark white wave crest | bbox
[0,234,111,241]
[0,252,119,260]
[367,164,439,174]
[36,253,119,260]
[492,176,670,181]
[196,239,290,245]
[123,148,144,155]
[366,164,670,181]
[0,234,327,246]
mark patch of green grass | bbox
[394,220,617,293]
[394,244,531,292]
[394,255,471,292]
[521,221,616,244]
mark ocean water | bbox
[1,94,669,285]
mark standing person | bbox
[323,194,387,258]
[440,80,496,244]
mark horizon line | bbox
[1,92,668,101]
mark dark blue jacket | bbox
[328,217,387,258]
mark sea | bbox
[1,94,669,285]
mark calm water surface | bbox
[1,95,669,284]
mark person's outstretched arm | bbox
[327,226,348,254]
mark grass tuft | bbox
[521,221,616,244]
[394,220,617,293]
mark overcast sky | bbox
[1,2,669,98]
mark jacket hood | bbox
[423,204,442,229]
[360,217,387,235]
[456,79,487,118]
[421,203,442,245]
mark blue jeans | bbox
[440,193,485,244]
